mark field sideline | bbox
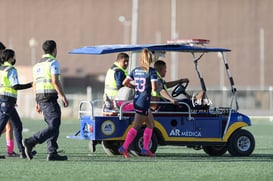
[0,117,273,181]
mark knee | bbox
[48,125,58,132]
[5,122,13,132]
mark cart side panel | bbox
[81,116,132,140]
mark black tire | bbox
[203,146,228,156]
[131,129,158,155]
[102,140,123,156]
[228,129,255,156]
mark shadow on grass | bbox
[62,151,273,163]
[156,153,273,162]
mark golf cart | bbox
[67,39,255,156]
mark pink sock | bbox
[7,139,14,154]
[143,127,153,150]
[123,128,137,150]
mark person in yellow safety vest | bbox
[103,53,129,108]
[155,60,209,111]
[151,60,189,111]
[0,42,20,158]
[0,49,32,159]
[23,40,69,161]
[90,53,129,153]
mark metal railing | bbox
[16,87,273,119]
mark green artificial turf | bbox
[0,117,273,181]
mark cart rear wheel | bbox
[131,128,158,155]
[102,140,123,156]
[203,146,228,156]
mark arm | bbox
[166,78,189,88]
[52,74,69,107]
[123,77,135,89]
[13,82,32,90]
[159,89,178,104]
[33,81,42,114]
[9,68,32,90]
[151,80,157,94]
[115,70,126,89]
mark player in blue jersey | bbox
[119,48,158,158]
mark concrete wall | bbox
[0,0,272,92]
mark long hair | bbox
[139,48,153,72]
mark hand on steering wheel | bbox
[171,81,190,98]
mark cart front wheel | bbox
[228,129,255,156]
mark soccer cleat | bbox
[141,149,156,157]
[47,153,68,161]
[22,138,35,160]
[0,155,5,159]
[118,146,129,158]
[7,152,20,158]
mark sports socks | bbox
[143,127,153,150]
[7,139,14,154]
[122,127,137,150]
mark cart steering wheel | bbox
[171,82,189,97]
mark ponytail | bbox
[139,48,153,72]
